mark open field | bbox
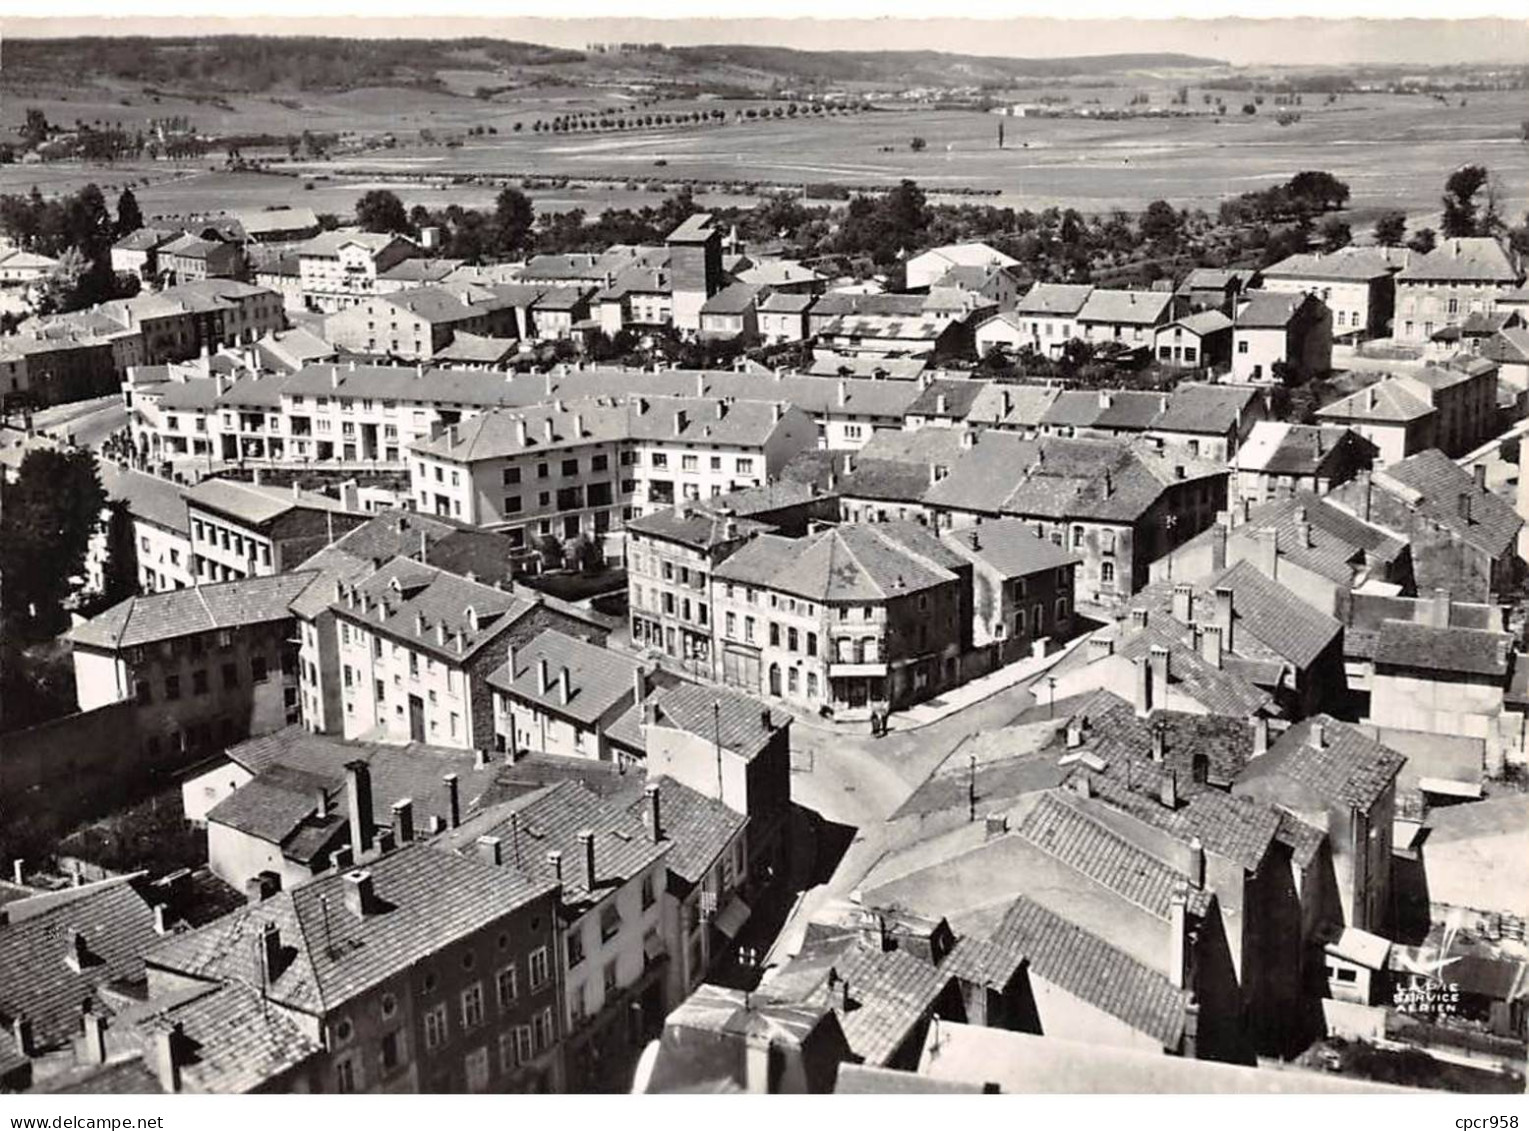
[3,77,1527,221]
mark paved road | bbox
[25,396,128,450]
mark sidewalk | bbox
[885,634,1093,732]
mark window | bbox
[1101,561,1116,585]
[561,458,578,476]
[496,964,518,1007]
[641,874,656,910]
[165,675,181,701]
[135,680,152,705]
[334,1054,360,1094]
[806,632,818,657]
[464,1047,490,1093]
[423,1003,448,1050]
[1237,340,1249,354]
[515,1026,534,1065]
[769,623,781,648]
[381,1030,405,1071]
[725,612,736,637]
[251,656,269,684]
[498,1031,518,1073]
[651,453,668,469]
[600,903,622,943]
[533,1008,554,1051]
[461,982,485,1028]
[681,454,698,472]
[735,458,754,475]
[528,946,549,990]
[567,929,586,968]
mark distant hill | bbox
[0,35,1225,98]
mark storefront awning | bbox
[715,896,752,940]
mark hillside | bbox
[0,36,1226,99]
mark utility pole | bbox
[713,699,724,803]
[968,753,977,822]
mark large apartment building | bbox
[296,230,421,313]
[1394,237,1524,343]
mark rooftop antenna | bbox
[713,700,724,802]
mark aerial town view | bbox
[1,6,1528,1105]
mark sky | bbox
[3,8,1529,66]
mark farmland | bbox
[3,61,1527,225]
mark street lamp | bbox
[1046,675,1058,719]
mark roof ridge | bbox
[832,527,888,600]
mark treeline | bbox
[1,36,584,95]
[0,184,143,312]
[527,101,867,135]
[1216,171,1350,227]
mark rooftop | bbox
[486,628,642,726]
[1238,715,1406,813]
[71,571,315,651]
[714,522,965,602]
[1396,237,1522,284]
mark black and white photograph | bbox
[0,0,1527,1105]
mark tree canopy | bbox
[0,448,107,641]
[354,188,411,235]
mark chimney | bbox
[11,1017,33,1058]
[837,379,848,407]
[538,657,551,695]
[443,774,461,829]
[1255,528,1279,580]
[66,929,89,973]
[543,418,555,444]
[1251,715,1269,757]
[1171,584,1193,624]
[332,845,354,872]
[547,850,563,886]
[1458,493,1472,522]
[153,904,170,934]
[935,392,948,415]
[391,798,414,844]
[342,870,377,919]
[1473,463,1486,491]
[1151,723,1166,763]
[516,418,528,446]
[1168,886,1188,990]
[1200,623,1223,668]
[346,760,374,860]
[1133,655,1152,717]
[1130,608,1149,633]
[1430,587,1453,628]
[1310,720,1326,750]
[1160,768,1179,810]
[1295,519,1311,548]
[558,666,572,706]
[579,830,597,891]
[744,1031,773,1094]
[81,1008,107,1066]
[259,920,282,986]
[1187,836,1205,889]
[1149,645,1170,709]
[1214,587,1234,652]
[1099,390,1112,409]
[632,664,647,709]
[1367,387,1378,411]
[154,1023,184,1093]
[10,859,21,886]
[645,782,663,844]
[1102,470,1113,497]
[315,788,331,821]
[476,836,504,866]
[1357,472,1372,522]
[1066,716,1084,748]
[573,412,584,436]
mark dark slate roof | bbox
[1396,237,1522,284]
[791,942,952,1068]
[1374,449,1523,560]
[636,682,789,762]
[1110,620,1274,719]
[433,780,668,909]
[0,883,162,1050]
[839,456,941,504]
[1235,291,1316,330]
[146,844,555,1015]
[32,1055,163,1094]
[940,518,1081,578]
[1240,716,1406,813]
[207,762,338,845]
[1066,690,1252,794]
[486,628,641,725]
[1151,382,1256,435]
[907,379,989,419]
[134,981,323,1093]
[1374,621,1512,678]
[715,523,964,602]
[984,896,1189,1049]
[71,572,314,651]
[99,462,189,535]
[625,505,773,550]
[620,776,745,888]
[1274,810,1327,869]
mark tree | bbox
[98,500,139,608]
[1139,200,1181,248]
[564,533,604,574]
[354,188,410,235]
[18,108,50,149]
[1318,216,1352,252]
[1372,210,1407,246]
[114,187,143,237]
[1407,227,1437,254]
[1287,170,1350,213]
[909,136,927,152]
[535,534,564,571]
[1441,165,1490,238]
[0,448,107,641]
[492,187,535,256]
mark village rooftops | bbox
[714,522,966,603]
[431,331,517,365]
[112,227,182,253]
[433,779,668,908]
[757,291,816,314]
[1261,248,1404,282]
[1015,282,1094,316]
[699,282,762,316]
[184,477,360,527]
[1042,388,1168,432]
[1373,620,1514,678]
[906,378,989,419]
[0,881,163,1052]
[1396,237,1523,284]
[940,517,1081,579]
[294,229,412,259]
[736,260,823,289]
[621,776,746,889]
[1234,421,1367,475]
[1240,714,1406,813]
[159,233,221,260]
[1316,377,1434,424]
[486,628,642,727]
[377,257,465,286]
[71,570,317,651]
[1369,449,1522,560]
[1077,288,1175,326]
[810,291,929,319]
[145,843,554,1016]
[227,206,319,238]
[1151,382,1257,436]
[667,213,717,244]
[608,681,789,764]
[1161,309,1234,338]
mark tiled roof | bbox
[32,1055,163,1094]
[1234,422,1366,476]
[432,332,517,364]
[135,981,322,1093]
[714,523,964,602]
[1112,621,1273,718]
[794,942,952,1067]
[207,762,338,845]
[146,843,554,1014]
[1148,559,1341,670]
[708,479,830,518]
[803,353,926,381]
[1016,283,1094,317]
[1370,449,1522,560]
[700,282,762,316]
[184,477,357,526]
[295,229,408,258]
[71,571,314,651]
[839,456,940,504]
[1235,290,1315,330]
[1374,621,1512,678]
[1015,792,1206,921]
[1162,309,1233,338]
[1043,389,1167,432]
[1152,382,1258,435]
[1397,237,1522,284]
[625,504,773,550]
[636,681,788,762]
[983,895,1189,1049]
[332,558,538,665]
[1317,377,1434,423]
[621,776,745,887]
[1240,715,1405,812]
[486,628,641,725]
[906,379,989,419]
[1262,249,1401,282]
[0,883,162,1049]
[1274,810,1326,869]
[433,780,667,909]
[940,518,1081,578]
[99,462,189,535]
[1077,289,1174,326]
